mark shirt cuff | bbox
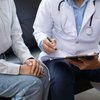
[39,40,44,51]
[7,63,20,75]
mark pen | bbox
[47,37,58,52]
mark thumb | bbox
[88,52,96,55]
[51,39,57,50]
[88,52,98,59]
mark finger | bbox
[88,52,96,55]
[65,58,83,67]
[43,42,56,52]
[43,39,55,48]
[51,39,58,52]
[52,39,56,44]
[34,60,39,76]
[25,59,32,67]
[41,66,44,75]
[52,39,57,48]
[36,63,41,77]
[40,75,44,78]
[31,60,36,74]
[42,41,56,54]
[39,73,45,78]
[78,57,88,64]
[67,58,89,70]
[38,75,43,78]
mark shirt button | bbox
[76,41,79,44]
[79,11,81,13]
[12,70,14,73]
[79,26,81,29]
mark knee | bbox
[50,71,74,88]
[50,62,75,86]
[29,76,43,91]
[18,75,43,92]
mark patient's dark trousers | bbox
[44,58,100,100]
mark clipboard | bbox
[64,53,99,59]
[52,53,99,60]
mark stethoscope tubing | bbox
[58,0,96,35]
[89,0,95,27]
[58,0,64,11]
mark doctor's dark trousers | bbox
[43,58,100,100]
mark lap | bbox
[0,74,42,97]
[44,59,100,82]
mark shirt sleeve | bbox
[11,0,34,64]
[33,0,53,46]
[0,59,20,75]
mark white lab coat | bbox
[0,0,33,75]
[33,0,100,90]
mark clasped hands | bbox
[19,59,45,78]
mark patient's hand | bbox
[20,59,45,77]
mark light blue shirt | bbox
[67,0,89,35]
[39,0,89,51]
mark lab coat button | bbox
[76,41,79,44]
[7,36,10,38]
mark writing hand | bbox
[42,38,58,54]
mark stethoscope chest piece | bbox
[85,27,92,35]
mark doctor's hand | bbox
[23,59,45,78]
[42,38,58,54]
[65,52,100,70]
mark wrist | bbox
[19,65,23,74]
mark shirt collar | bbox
[67,0,89,8]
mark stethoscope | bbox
[58,0,95,35]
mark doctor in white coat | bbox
[33,0,100,100]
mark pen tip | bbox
[55,48,58,52]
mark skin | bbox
[42,38,57,54]
[19,59,45,78]
[42,0,100,70]
[73,0,84,8]
[65,52,100,70]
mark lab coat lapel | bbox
[64,2,76,28]
[82,0,95,29]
